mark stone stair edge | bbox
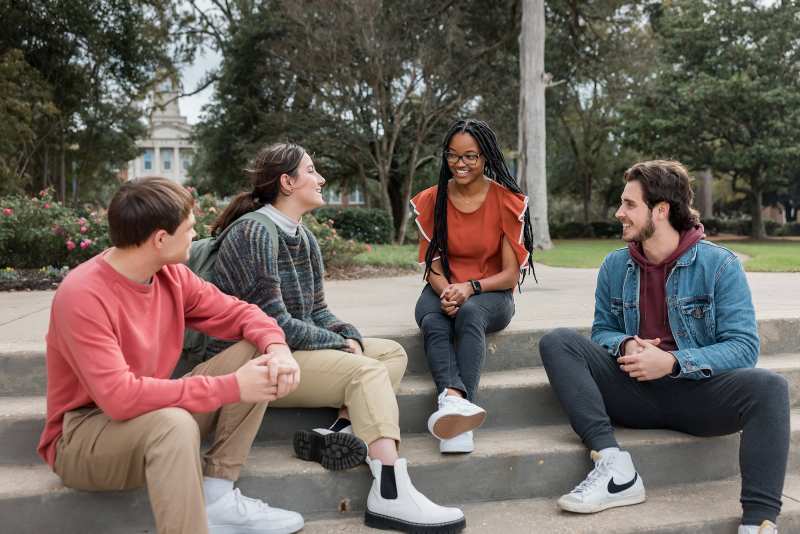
[5,409,799,492]
[2,352,800,418]
[300,475,800,533]
[2,316,798,360]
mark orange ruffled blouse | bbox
[411,180,529,284]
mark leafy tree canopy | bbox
[621,0,800,238]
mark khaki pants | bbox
[270,337,407,444]
[54,341,264,534]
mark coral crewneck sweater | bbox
[37,252,287,467]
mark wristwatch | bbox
[469,279,482,295]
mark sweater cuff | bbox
[256,332,288,355]
[216,373,241,405]
[343,335,364,352]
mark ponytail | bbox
[210,142,306,235]
[211,192,262,236]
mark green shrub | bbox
[782,222,800,236]
[702,217,722,236]
[314,207,393,244]
[189,188,224,239]
[303,213,368,267]
[0,189,110,268]
[550,222,594,239]
[589,221,621,238]
[717,218,752,235]
[765,220,783,236]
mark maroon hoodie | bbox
[628,224,705,351]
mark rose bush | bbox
[0,189,110,268]
[1,188,369,270]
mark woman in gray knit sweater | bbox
[206,143,465,534]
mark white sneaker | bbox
[440,431,474,454]
[427,390,486,440]
[557,450,646,514]
[739,520,778,534]
[206,488,304,534]
[365,457,466,533]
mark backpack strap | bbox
[239,211,280,258]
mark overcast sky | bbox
[178,46,221,125]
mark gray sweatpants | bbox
[539,327,790,526]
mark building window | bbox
[349,186,365,205]
[161,148,173,172]
[325,188,342,205]
[143,149,153,172]
[180,149,193,172]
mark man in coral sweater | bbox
[37,177,304,534]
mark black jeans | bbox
[414,284,514,401]
[539,328,791,525]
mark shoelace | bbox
[571,459,611,495]
[232,489,272,515]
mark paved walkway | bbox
[1,264,798,353]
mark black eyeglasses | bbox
[444,152,482,166]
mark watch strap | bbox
[469,279,482,295]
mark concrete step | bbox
[2,317,798,395]
[303,475,800,533]
[1,410,799,531]
[3,353,800,464]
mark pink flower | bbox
[66,240,76,251]
[365,244,373,252]
[43,203,51,209]
[77,217,87,225]
[80,226,88,234]
[2,208,12,216]
[39,190,47,197]
[80,239,92,249]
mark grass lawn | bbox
[351,238,798,272]
[353,244,419,268]
[533,239,621,269]
[533,238,799,272]
[720,240,800,272]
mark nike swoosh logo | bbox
[607,473,638,494]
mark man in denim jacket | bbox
[539,160,789,534]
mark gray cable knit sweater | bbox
[205,218,362,357]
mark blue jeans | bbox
[414,284,514,401]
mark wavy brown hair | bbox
[211,143,306,235]
[623,160,700,232]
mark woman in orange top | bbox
[411,119,534,454]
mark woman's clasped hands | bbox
[439,282,475,317]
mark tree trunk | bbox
[582,171,592,223]
[697,168,713,218]
[519,0,552,249]
[42,144,49,192]
[376,165,395,237]
[751,186,765,240]
[59,132,66,203]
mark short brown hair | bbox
[108,177,194,247]
[623,160,700,232]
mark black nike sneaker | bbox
[557,449,646,513]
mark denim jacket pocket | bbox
[678,295,715,345]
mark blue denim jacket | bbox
[591,240,759,380]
